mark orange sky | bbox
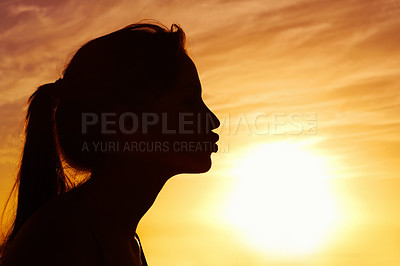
[1,0,400,265]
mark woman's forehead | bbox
[176,55,201,89]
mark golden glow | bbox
[226,141,338,256]
[1,1,400,264]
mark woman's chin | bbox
[145,151,215,175]
[176,154,213,174]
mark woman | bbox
[1,22,220,265]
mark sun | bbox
[225,141,338,257]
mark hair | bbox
[1,21,186,257]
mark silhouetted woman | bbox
[1,22,220,266]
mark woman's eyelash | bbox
[184,97,201,103]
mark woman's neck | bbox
[72,159,172,240]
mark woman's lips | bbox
[207,132,219,143]
[211,143,218,153]
[207,133,219,152]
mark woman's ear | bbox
[105,103,139,141]
[113,103,131,114]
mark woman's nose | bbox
[203,105,220,130]
[209,111,220,130]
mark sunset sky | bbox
[1,0,400,265]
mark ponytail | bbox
[2,80,69,255]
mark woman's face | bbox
[128,54,220,174]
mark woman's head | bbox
[2,21,220,257]
[54,22,219,173]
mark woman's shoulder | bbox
[2,194,104,266]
